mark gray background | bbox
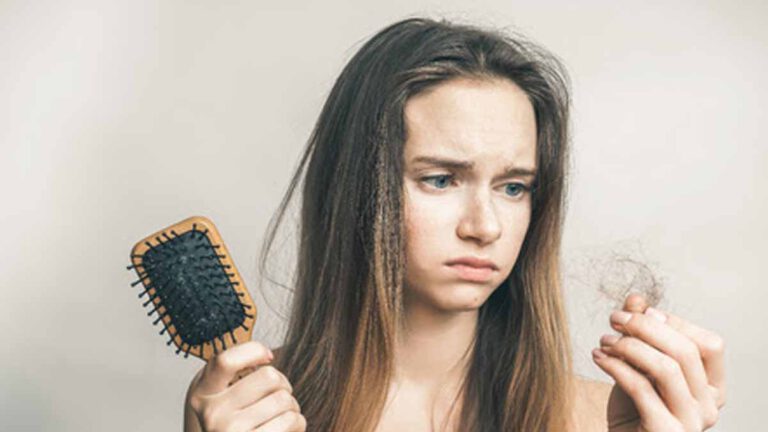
[1,0,765,430]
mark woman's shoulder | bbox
[575,374,613,397]
[570,375,613,432]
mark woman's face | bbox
[402,77,537,313]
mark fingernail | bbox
[592,348,608,359]
[600,334,620,346]
[645,307,667,323]
[610,310,632,326]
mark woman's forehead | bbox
[403,78,537,169]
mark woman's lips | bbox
[446,263,496,282]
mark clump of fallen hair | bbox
[565,240,665,309]
[595,251,664,308]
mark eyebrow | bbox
[409,155,537,179]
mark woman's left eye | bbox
[504,183,529,197]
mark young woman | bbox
[184,17,726,432]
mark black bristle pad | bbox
[139,230,246,347]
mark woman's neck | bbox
[393,294,478,396]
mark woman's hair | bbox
[259,16,574,431]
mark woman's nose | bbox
[456,191,502,245]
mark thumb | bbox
[623,293,648,314]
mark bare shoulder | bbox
[576,375,613,400]
[570,375,613,432]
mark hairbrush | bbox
[126,215,257,360]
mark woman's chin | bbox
[432,284,494,311]
[404,280,498,313]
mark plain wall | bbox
[1,0,765,430]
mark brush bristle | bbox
[129,226,252,356]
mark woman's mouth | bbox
[445,263,496,282]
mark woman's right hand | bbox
[184,341,306,432]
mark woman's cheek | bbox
[404,194,456,273]
[408,197,455,245]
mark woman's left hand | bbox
[592,294,727,431]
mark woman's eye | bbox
[421,174,454,189]
[505,183,529,197]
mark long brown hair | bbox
[259,16,574,431]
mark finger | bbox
[609,310,712,407]
[592,349,681,431]
[228,365,293,410]
[623,293,649,313]
[600,335,700,426]
[650,307,727,408]
[254,410,306,432]
[238,388,301,430]
[199,341,273,394]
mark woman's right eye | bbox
[420,174,455,189]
